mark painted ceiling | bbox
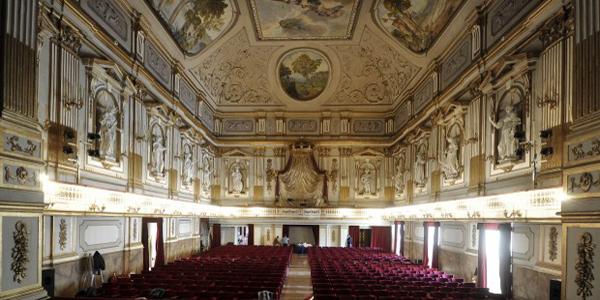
[146,0,236,55]
[374,0,465,53]
[137,0,470,112]
[249,0,360,40]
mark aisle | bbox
[281,254,313,300]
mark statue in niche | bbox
[231,163,244,194]
[489,94,522,162]
[150,126,167,178]
[360,168,374,195]
[181,145,194,188]
[201,155,213,193]
[440,136,461,179]
[99,106,118,159]
[394,155,405,194]
[414,142,427,188]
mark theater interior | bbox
[1,0,599,299]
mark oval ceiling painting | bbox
[278,49,330,101]
[147,0,236,55]
[375,0,465,53]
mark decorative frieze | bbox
[222,119,255,134]
[441,36,472,90]
[287,119,319,134]
[568,171,600,194]
[144,42,172,88]
[486,0,542,47]
[395,101,411,130]
[179,79,197,113]
[3,165,38,187]
[569,139,600,161]
[80,0,131,49]
[413,77,435,114]
[352,120,385,135]
[3,134,40,158]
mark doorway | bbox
[359,229,371,247]
[142,218,164,271]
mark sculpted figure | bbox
[489,104,521,161]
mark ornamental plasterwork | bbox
[328,28,420,105]
[225,158,250,197]
[180,141,195,191]
[222,119,255,134]
[193,29,281,105]
[437,105,467,185]
[393,148,407,196]
[11,221,30,284]
[328,158,339,193]
[148,120,168,182]
[265,158,276,191]
[410,130,431,192]
[352,119,386,135]
[354,151,382,198]
[287,119,319,134]
[4,165,38,187]
[570,138,600,161]
[59,218,68,251]
[200,151,215,196]
[575,232,595,300]
[3,134,39,158]
[549,226,558,262]
[569,172,600,195]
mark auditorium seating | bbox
[309,247,490,300]
[88,245,292,300]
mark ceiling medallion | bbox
[278,49,330,101]
[250,0,360,40]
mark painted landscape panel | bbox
[279,49,330,101]
[147,0,235,55]
[250,0,360,40]
[375,0,464,53]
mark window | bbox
[485,228,502,294]
[395,224,403,256]
[427,226,437,268]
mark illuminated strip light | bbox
[382,188,565,221]
[42,178,564,220]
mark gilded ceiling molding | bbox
[328,28,420,105]
[193,29,282,106]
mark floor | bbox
[281,254,313,300]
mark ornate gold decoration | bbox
[503,209,523,218]
[89,203,106,212]
[575,232,595,300]
[11,221,30,284]
[265,159,276,191]
[536,91,559,109]
[548,226,558,261]
[467,211,481,219]
[59,218,67,251]
[327,159,339,193]
[571,140,600,160]
[570,173,600,193]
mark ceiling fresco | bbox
[278,49,331,101]
[249,0,360,40]
[374,0,465,53]
[147,0,236,55]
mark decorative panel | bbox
[287,119,319,134]
[178,219,192,237]
[564,225,600,300]
[222,119,255,135]
[485,0,542,48]
[440,36,472,90]
[78,218,123,251]
[144,42,172,88]
[80,0,132,51]
[541,225,561,265]
[352,119,386,135]
[512,225,535,261]
[179,79,197,113]
[3,133,41,159]
[568,137,600,162]
[1,216,40,292]
[198,102,214,131]
[394,101,411,131]
[1,161,40,190]
[413,77,435,114]
[441,223,466,249]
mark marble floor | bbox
[281,254,313,300]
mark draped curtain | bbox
[312,225,320,246]
[283,225,290,238]
[477,223,489,288]
[371,226,392,253]
[499,223,513,298]
[142,218,164,272]
[211,224,221,249]
[349,226,360,248]
[422,222,440,268]
[275,149,328,203]
[248,224,254,246]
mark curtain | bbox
[432,224,439,269]
[142,218,164,271]
[248,224,254,246]
[275,150,328,202]
[393,221,405,256]
[312,225,320,246]
[371,226,392,253]
[283,225,290,238]
[211,224,221,248]
[399,222,405,256]
[349,226,360,248]
[499,223,513,298]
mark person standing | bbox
[273,236,281,246]
[282,235,290,246]
[346,234,353,248]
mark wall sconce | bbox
[540,129,552,140]
[503,209,523,218]
[541,146,554,157]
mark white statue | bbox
[414,145,427,188]
[99,106,118,158]
[182,147,194,187]
[394,157,405,194]
[151,133,167,176]
[441,136,461,179]
[231,164,244,194]
[201,156,213,193]
[489,104,521,161]
[360,168,374,195]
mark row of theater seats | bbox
[66,245,292,300]
[308,247,493,300]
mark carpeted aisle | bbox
[281,254,313,300]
